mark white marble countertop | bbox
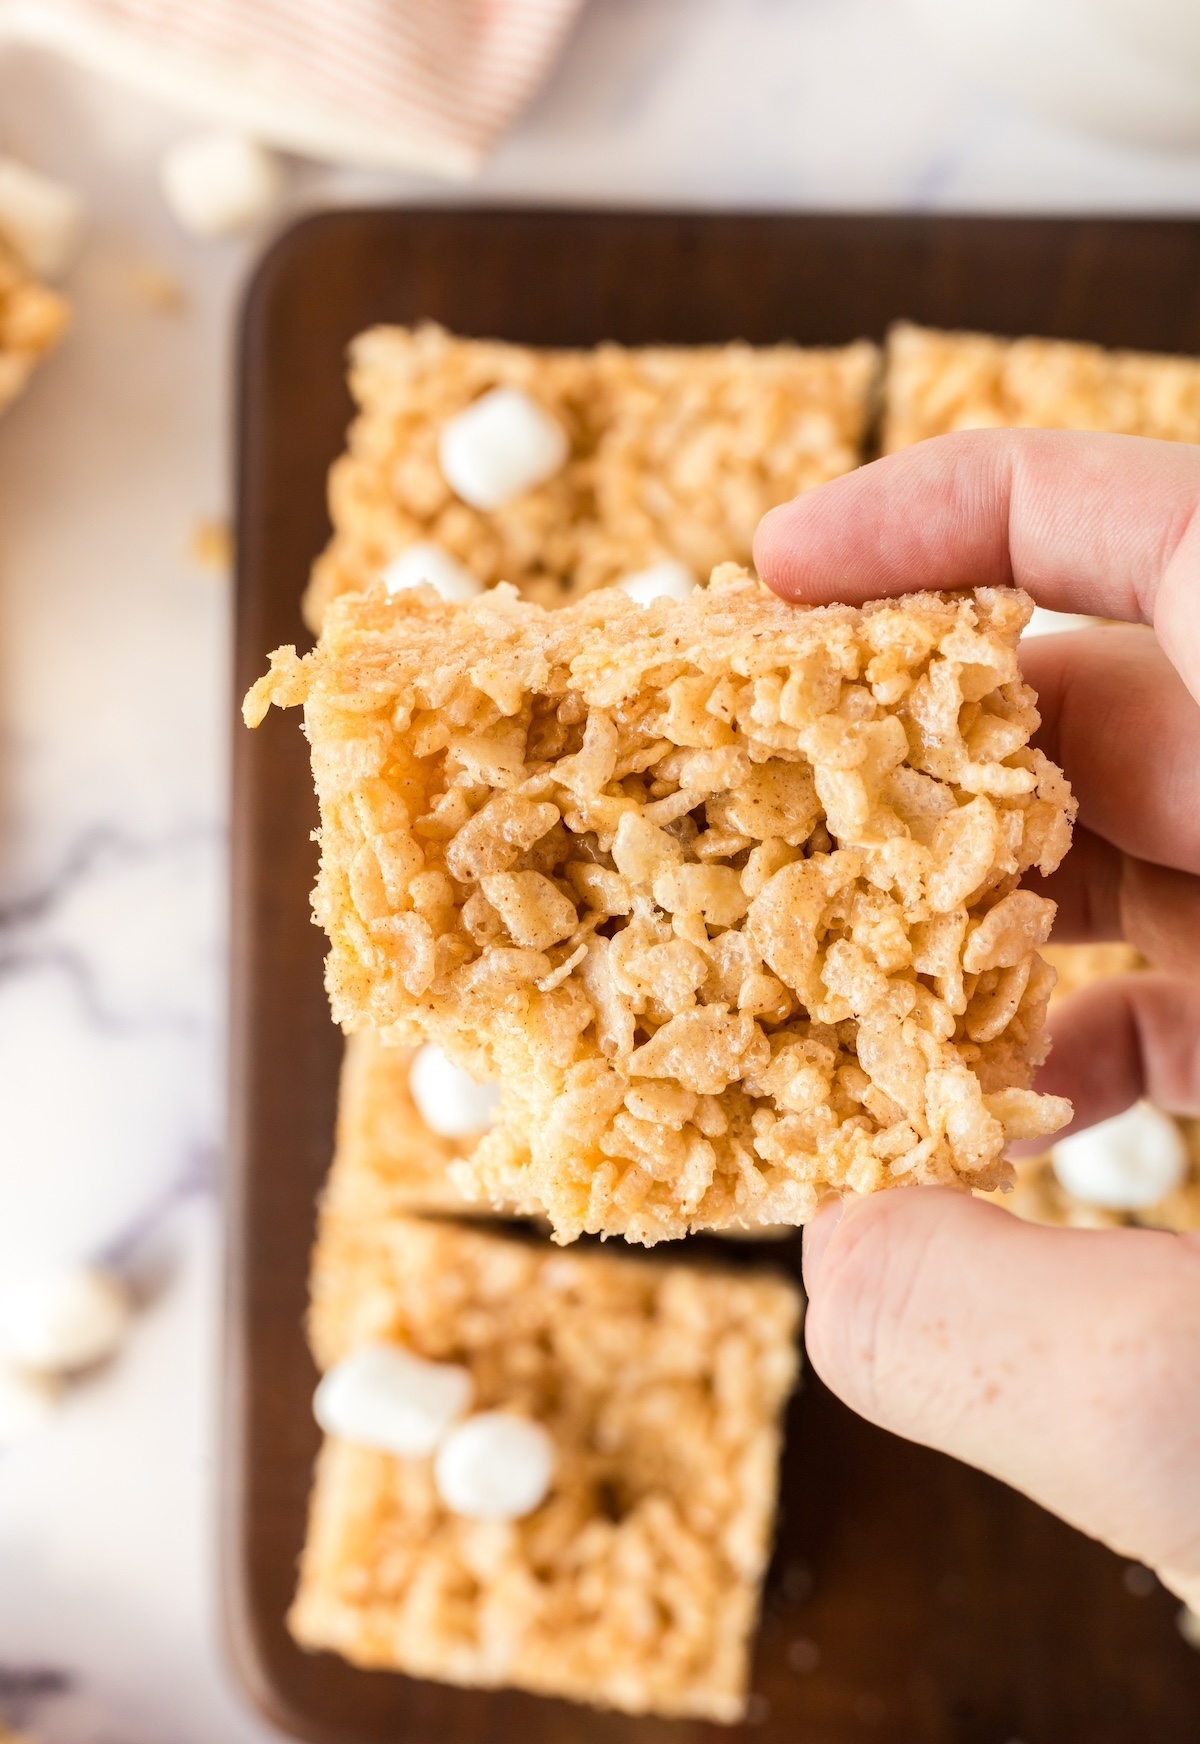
[1,1,1199,1737]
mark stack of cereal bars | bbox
[247,316,1200,1719]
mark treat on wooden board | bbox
[303,321,879,629]
[293,1213,801,1722]
[882,320,1200,453]
[248,566,1075,1244]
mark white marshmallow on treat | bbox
[409,1044,501,1138]
[618,560,699,607]
[0,1366,62,1443]
[434,1412,555,1521]
[0,157,83,279]
[159,133,282,237]
[314,1343,473,1456]
[1051,1100,1188,1211]
[1025,607,1102,638]
[438,387,569,510]
[0,1265,132,1373]
[381,543,483,603]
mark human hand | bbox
[754,429,1200,1610]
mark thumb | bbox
[802,1188,1200,1607]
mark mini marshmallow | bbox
[434,1411,555,1521]
[159,133,282,237]
[382,543,483,603]
[1051,1100,1188,1210]
[0,157,83,279]
[314,1343,473,1456]
[618,560,698,607]
[1024,607,1102,638]
[0,1365,61,1443]
[0,1265,131,1373]
[438,387,569,510]
[409,1044,501,1138]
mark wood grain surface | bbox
[227,210,1200,1743]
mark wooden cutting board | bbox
[227,209,1200,1743]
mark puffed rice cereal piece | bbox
[882,321,1200,453]
[294,1212,801,1721]
[303,322,879,629]
[247,567,1076,1243]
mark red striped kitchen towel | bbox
[0,0,584,173]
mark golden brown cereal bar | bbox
[881,320,1200,453]
[0,240,67,416]
[248,567,1075,1243]
[303,322,879,629]
[293,1214,801,1721]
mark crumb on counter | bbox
[129,262,188,313]
[0,241,68,417]
[187,517,232,572]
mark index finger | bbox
[753,429,1200,695]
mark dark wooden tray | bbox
[227,209,1200,1744]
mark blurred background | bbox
[4,0,1200,1738]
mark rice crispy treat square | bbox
[303,322,879,629]
[0,240,68,416]
[882,320,1200,453]
[980,943,1200,1233]
[324,1028,529,1220]
[247,566,1076,1244]
[292,1214,801,1722]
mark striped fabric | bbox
[0,0,583,173]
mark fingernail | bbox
[802,1195,845,1292]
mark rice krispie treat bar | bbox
[247,567,1075,1243]
[980,943,1200,1233]
[303,322,879,629]
[293,1214,801,1721]
[0,240,67,416]
[882,320,1200,453]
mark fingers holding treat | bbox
[800,1186,1200,1610]
[1018,617,1200,967]
[756,436,1200,983]
[1031,973,1200,1138]
[1020,627,1200,874]
[1020,625,1200,964]
[1031,827,1200,977]
[754,429,1200,686]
